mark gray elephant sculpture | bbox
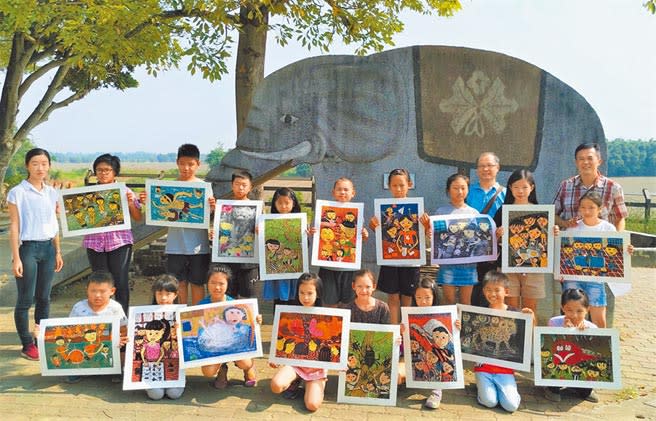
[208,46,604,211]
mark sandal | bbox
[283,378,303,400]
[243,367,257,387]
[212,364,229,389]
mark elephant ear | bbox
[310,61,410,163]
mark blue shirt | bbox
[466,182,506,216]
[198,295,234,305]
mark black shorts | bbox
[319,268,355,305]
[226,263,258,298]
[377,266,419,296]
[166,254,210,285]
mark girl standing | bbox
[84,154,142,313]
[263,188,302,308]
[146,274,184,400]
[492,169,545,314]
[420,174,478,305]
[270,273,328,412]
[8,148,63,360]
[369,168,425,324]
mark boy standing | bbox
[225,170,259,298]
[163,144,215,305]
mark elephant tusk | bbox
[241,140,312,161]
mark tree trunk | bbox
[235,4,269,136]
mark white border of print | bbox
[310,200,364,270]
[501,204,555,273]
[145,179,211,229]
[373,197,426,266]
[212,199,263,264]
[258,213,309,281]
[59,182,131,237]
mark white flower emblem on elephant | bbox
[439,70,519,138]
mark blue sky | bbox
[21,0,656,153]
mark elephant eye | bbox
[280,113,299,125]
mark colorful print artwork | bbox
[59,183,131,237]
[555,231,630,283]
[502,205,555,273]
[123,305,185,391]
[401,306,464,390]
[269,305,351,370]
[177,299,262,369]
[37,316,122,376]
[258,213,309,281]
[374,198,426,266]
[311,200,365,270]
[145,180,211,228]
[337,323,400,406]
[213,200,263,264]
[534,327,621,389]
[459,304,533,371]
[430,214,497,265]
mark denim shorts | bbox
[563,281,607,307]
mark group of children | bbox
[9,143,628,414]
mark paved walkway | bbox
[1,268,655,420]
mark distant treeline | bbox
[51,151,208,163]
[607,139,656,177]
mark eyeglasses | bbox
[477,164,498,169]
[95,167,114,174]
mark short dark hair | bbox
[296,272,323,306]
[574,142,601,158]
[388,168,411,184]
[177,143,200,160]
[271,187,302,213]
[93,153,121,176]
[207,264,233,282]
[412,278,440,306]
[561,288,590,308]
[352,269,376,287]
[445,173,469,194]
[231,169,253,183]
[25,148,51,166]
[87,270,114,287]
[151,274,179,304]
[481,270,509,289]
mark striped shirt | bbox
[82,187,140,252]
[553,172,627,227]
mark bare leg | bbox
[400,294,413,307]
[190,283,206,305]
[506,296,520,308]
[387,293,401,324]
[201,363,221,378]
[459,286,474,305]
[441,286,456,305]
[304,378,327,412]
[270,365,298,394]
[178,280,189,306]
[589,306,607,328]
[522,297,538,314]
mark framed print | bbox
[176,299,262,369]
[59,182,131,237]
[401,306,464,390]
[534,327,621,389]
[269,305,351,370]
[258,213,309,281]
[555,231,630,283]
[458,304,533,372]
[501,205,555,273]
[212,200,263,263]
[145,179,211,228]
[337,323,400,406]
[37,316,122,376]
[430,214,497,265]
[311,200,364,270]
[123,305,186,391]
[374,198,426,266]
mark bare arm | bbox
[8,203,22,277]
[53,235,63,272]
[614,217,625,232]
[126,190,142,222]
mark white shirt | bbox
[7,180,59,241]
[69,299,127,325]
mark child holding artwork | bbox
[7,148,63,360]
[270,273,328,412]
[83,153,143,314]
[225,169,260,299]
[559,190,633,328]
[400,278,459,409]
[317,177,369,307]
[474,270,534,413]
[144,274,184,400]
[344,269,390,324]
[492,169,546,314]
[369,168,425,324]
[199,264,261,389]
[142,144,215,305]
[66,270,129,383]
[262,187,303,308]
[543,288,599,403]
[420,174,478,305]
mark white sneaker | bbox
[424,391,442,409]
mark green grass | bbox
[625,214,656,235]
